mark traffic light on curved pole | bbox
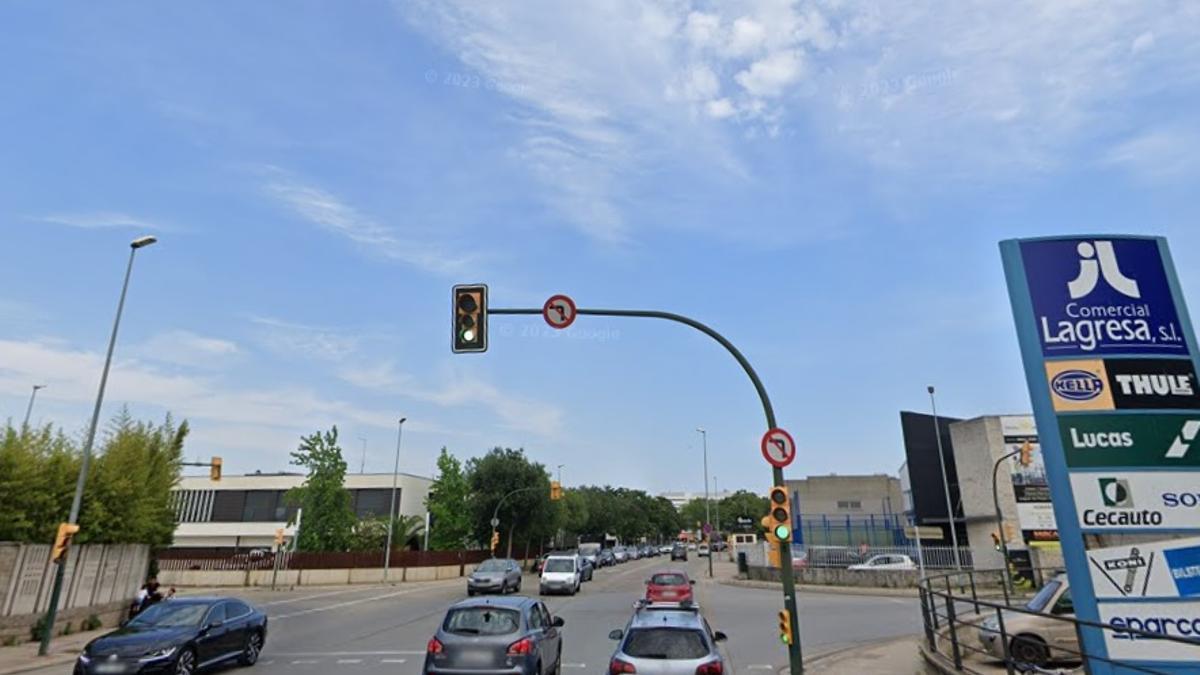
[490,530,500,554]
[767,487,792,542]
[453,285,488,353]
[778,609,793,645]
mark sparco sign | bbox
[1020,238,1187,357]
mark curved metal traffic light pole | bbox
[490,485,542,558]
[488,306,804,674]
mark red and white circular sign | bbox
[760,428,796,468]
[542,294,577,329]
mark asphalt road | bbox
[35,556,922,674]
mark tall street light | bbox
[358,436,368,474]
[928,386,962,569]
[40,235,157,655]
[557,464,564,485]
[713,476,721,536]
[696,427,713,579]
[383,417,407,583]
[22,384,46,428]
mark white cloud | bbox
[35,212,168,231]
[263,173,478,275]
[735,50,804,98]
[1131,31,1156,55]
[249,316,360,363]
[684,11,720,48]
[706,98,736,119]
[726,17,766,58]
[135,330,239,368]
[1102,127,1200,179]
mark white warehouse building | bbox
[170,471,433,549]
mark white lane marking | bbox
[291,659,318,664]
[261,660,274,666]
[337,659,363,664]
[381,658,408,663]
[260,588,372,606]
[273,651,427,656]
[746,666,776,670]
[274,586,444,619]
[563,663,587,668]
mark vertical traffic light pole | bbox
[488,306,805,673]
[991,448,1021,600]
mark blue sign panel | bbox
[1020,238,1188,357]
[1164,544,1200,597]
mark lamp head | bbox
[131,235,158,249]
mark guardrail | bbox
[919,568,1200,674]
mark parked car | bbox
[76,597,267,675]
[978,574,1076,667]
[627,547,641,561]
[539,555,582,596]
[687,543,697,551]
[796,547,864,569]
[613,548,630,564]
[578,542,602,569]
[659,545,673,554]
[598,549,616,567]
[468,558,523,596]
[580,558,595,582]
[645,570,695,604]
[710,541,727,552]
[697,544,710,557]
[671,543,688,561]
[847,554,916,571]
[424,596,564,675]
[608,601,726,675]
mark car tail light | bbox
[609,658,637,674]
[695,661,723,675]
[507,637,534,656]
[426,637,443,655]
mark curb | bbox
[719,578,920,598]
[0,653,76,675]
[918,642,960,675]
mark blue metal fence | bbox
[793,512,907,547]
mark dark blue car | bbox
[76,597,267,674]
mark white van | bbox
[539,555,581,596]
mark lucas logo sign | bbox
[1020,238,1187,356]
[1059,414,1200,468]
[1045,358,1200,411]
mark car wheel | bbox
[539,586,547,596]
[175,647,197,675]
[468,589,476,596]
[1010,634,1050,667]
[515,579,522,592]
[239,630,263,666]
[552,647,563,675]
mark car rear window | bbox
[443,607,520,636]
[624,628,708,659]
[544,559,574,573]
[650,573,687,585]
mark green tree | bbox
[426,448,472,550]
[718,490,769,531]
[0,424,78,543]
[287,426,356,551]
[465,448,553,555]
[679,497,711,532]
[349,514,426,551]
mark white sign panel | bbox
[1069,472,1200,530]
[1099,601,1200,662]
[1088,536,1200,599]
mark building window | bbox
[211,491,247,522]
[353,488,398,519]
[836,500,862,510]
[242,491,278,522]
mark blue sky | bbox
[3,1,1200,496]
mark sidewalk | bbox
[707,556,919,598]
[803,635,933,674]
[0,629,103,675]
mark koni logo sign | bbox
[1045,358,1200,412]
[1020,238,1188,356]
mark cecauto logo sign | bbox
[1071,473,1200,530]
[1020,238,1187,356]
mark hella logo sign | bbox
[1052,370,1105,401]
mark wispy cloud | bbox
[249,316,362,363]
[35,212,170,231]
[134,330,240,369]
[262,172,479,276]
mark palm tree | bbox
[390,514,426,550]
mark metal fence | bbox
[156,548,491,571]
[797,544,974,570]
[794,512,908,547]
[919,568,1200,674]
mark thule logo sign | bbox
[1107,359,1200,410]
[1114,373,1195,398]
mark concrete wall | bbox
[159,562,476,587]
[786,475,904,518]
[747,565,920,589]
[950,416,1029,571]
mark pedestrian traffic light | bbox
[766,486,792,542]
[490,530,500,553]
[991,530,1002,551]
[210,456,222,481]
[452,284,488,353]
[51,523,80,564]
[274,529,285,547]
[550,481,563,501]
[778,609,793,645]
[1018,441,1034,467]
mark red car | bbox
[644,570,694,603]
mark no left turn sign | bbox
[543,294,577,329]
[761,428,796,468]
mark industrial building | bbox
[784,474,905,547]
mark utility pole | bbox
[358,436,367,474]
[40,236,157,656]
[928,386,962,569]
[383,418,406,582]
[697,428,713,579]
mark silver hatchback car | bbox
[607,602,727,675]
[424,596,564,675]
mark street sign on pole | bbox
[904,525,944,541]
[760,428,796,468]
[702,522,713,535]
[490,517,500,527]
[542,294,577,329]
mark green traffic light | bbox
[774,524,791,541]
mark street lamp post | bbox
[714,476,721,536]
[383,418,407,583]
[22,384,46,428]
[555,464,565,547]
[697,427,713,579]
[358,436,367,474]
[39,235,156,656]
[927,386,962,569]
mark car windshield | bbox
[624,628,709,659]
[129,603,208,628]
[545,559,574,573]
[476,560,506,572]
[1025,580,1062,613]
[651,573,687,586]
[443,607,520,636]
